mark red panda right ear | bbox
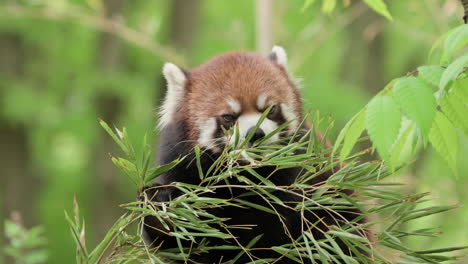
[268,46,288,69]
[159,63,190,128]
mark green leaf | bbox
[390,121,415,171]
[393,77,436,139]
[444,24,468,62]
[112,157,139,186]
[339,110,366,161]
[194,146,204,180]
[89,214,134,263]
[454,78,468,102]
[440,79,468,136]
[362,0,393,20]
[418,66,444,87]
[428,112,459,176]
[145,158,184,184]
[234,199,276,215]
[333,110,363,157]
[366,96,401,161]
[439,54,468,91]
[322,0,336,14]
[231,234,264,263]
[99,120,130,156]
[301,0,317,12]
[430,27,456,59]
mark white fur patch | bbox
[271,46,288,69]
[159,63,187,128]
[256,94,268,110]
[281,103,299,133]
[227,99,241,114]
[198,118,220,152]
[229,113,279,145]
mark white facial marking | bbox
[198,118,220,152]
[229,113,279,145]
[159,63,187,128]
[257,94,268,110]
[280,103,299,133]
[271,46,288,69]
[227,99,241,114]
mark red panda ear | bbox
[268,46,288,69]
[159,63,190,128]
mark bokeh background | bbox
[0,0,467,263]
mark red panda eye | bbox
[222,114,235,123]
[267,105,277,117]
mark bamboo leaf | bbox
[414,246,468,254]
[112,157,139,186]
[99,120,129,156]
[145,157,184,184]
[231,234,264,263]
[362,0,393,20]
[394,77,436,140]
[234,199,276,215]
[366,96,401,161]
[428,112,459,175]
[194,146,204,180]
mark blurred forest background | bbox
[0,0,467,263]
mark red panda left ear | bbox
[268,46,288,69]
[159,63,190,128]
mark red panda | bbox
[142,47,366,263]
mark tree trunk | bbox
[0,33,35,264]
[255,0,273,55]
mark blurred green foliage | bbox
[0,0,467,263]
[4,219,47,264]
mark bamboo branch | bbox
[0,4,187,66]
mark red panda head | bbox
[159,46,303,153]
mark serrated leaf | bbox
[362,0,393,20]
[340,110,366,161]
[439,54,468,91]
[440,79,468,136]
[444,24,468,62]
[429,112,459,176]
[418,65,444,87]
[394,77,436,140]
[366,96,401,161]
[333,110,363,157]
[430,28,455,59]
[454,78,468,102]
[390,121,415,171]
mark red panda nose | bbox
[246,127,266,143]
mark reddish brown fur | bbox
[176,52,303,143]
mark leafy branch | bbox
[333,25,468,175]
